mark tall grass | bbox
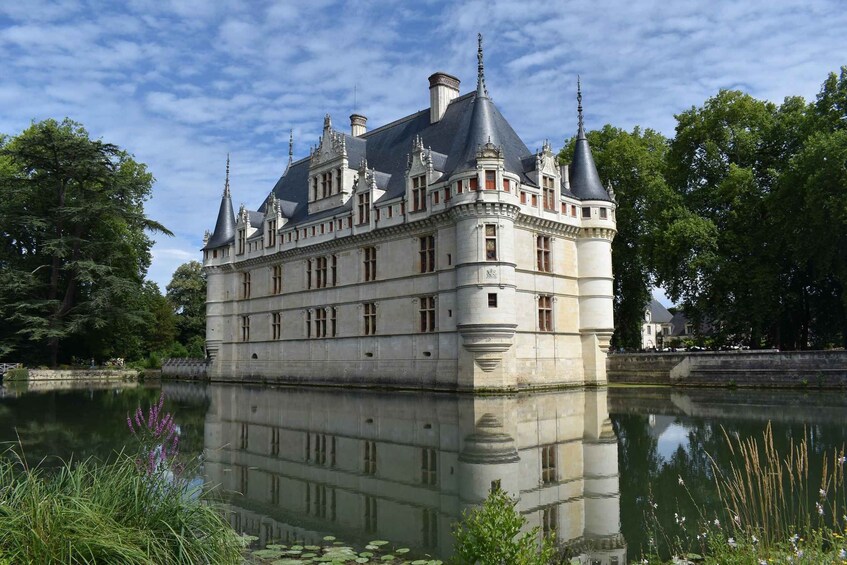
[712,423,847,549]
[0,449,243,564]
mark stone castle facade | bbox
[202,37,616,391]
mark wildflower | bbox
[678,475,684,486]
[839,456,846,464]
[816,502,824,516]
[796,549,803,558]
[652,502,658,509]
[713,518,721,527]
[790,534,799,545]
[734,515,741,525]
[820,488,827,497]
[728,537,737,548]
[752,534,758,544]
[759,560,767,565]
[839,548,846,559]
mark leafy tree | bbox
[0,118,171,365]
[166,260,206,350]
[560,126,676,349]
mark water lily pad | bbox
[381,555,395,560]
[355,559,369,564]
[305,545,321,551]
[291,545,304,551]
[323,536,336,541]
[369,540,390,546]
[267,544,288,550]
[394,548,410,554]
[365,545,379,550]
[359,551,373,557]
[411,561,429,565]
[252,549,286,559]
[271,560,305,565]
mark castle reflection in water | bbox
[200,385,626,563]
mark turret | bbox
[204,154,236,251]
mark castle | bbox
[202,36,616,391]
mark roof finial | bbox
[577,75,584,135]
[223,153,231,198]
[288,128,293,163]
[476,33,488,98]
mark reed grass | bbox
[0,449,242,564]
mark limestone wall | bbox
[27,368,139,381]
[608,350,847,387]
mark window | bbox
[272,265,282,294]
[241,316,250,341]
[445,186,452,201]
[485,170,496,190]
[305,310,312,338]
[531,194,538,207]
[412,175,426,211]
[357,192,370,224]
[270,475,280,505]
[536,235,551,272]
[469,177,478,190]
[363,302,376,335]
[316,256,328,288]
[419,235,435,273]
[419,296,436,333]
[241,271,251,298]
[542,506,558,540]
[237,229,246,254]
[485,224,497,260]
[321,171,331,198]
[363,246,376,281]
[541,444,557,483]
[542,176,555,210]
[520,192,527,204]
[330,307,337,337]
[270,427,280,456]
[267,219,277,247]
[364,441,377,475]
[272,312,281,340]
[571,204,577,217]
[306,259,312,289]
[488,293,497,308]
[364,496,378,533]
[239,423,248,450]
[504,178,511,193]
[600,207,608,219]
[433,191,440,204]
[456,179,463,193]
[538,295,553,332]
[421,448,437,485]
[582,206,591,218]
[331,254,337,286]
[422,509,438,547]
[316,308,327,338]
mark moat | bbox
[2,381,846,563]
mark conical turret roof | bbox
[204,156,236,249]
[569,79,612,201]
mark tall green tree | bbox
[0,118,171,365]
[560,126,677,349]
[166,260,206,353]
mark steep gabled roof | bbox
[204,157,236,250]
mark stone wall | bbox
[161,358,209,379]
[608,350,847,387]
[27,368,139,381]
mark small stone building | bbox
[202,37,616,391]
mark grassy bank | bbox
[0,451,242,564]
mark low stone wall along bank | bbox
[608,350,847,387]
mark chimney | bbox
[350,114,367,137]
[428,72,460,124]
[560,164,570,190]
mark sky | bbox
[1,0,845,305]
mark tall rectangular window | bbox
[541,444,557,484]
[485,224,497,260]
[412,175,426,211]
[241,316,250,342]
[542,506,558,540]
[305,310,312,338]
[363,302,376,335]
[316,308,327,338]
[357,192,370,224]
[270,427,280,456]
[241,271,251,298]
[239,423,248,450]
[316,256,328,288]
[330,307,337,337]
[422,509,438,547]
[419,296,436,333]
[538,295,553,332]
[364,441,377,475]
[536,235,551,272]
[419,235,435,273]
[267,219,277,247]
[364,496,378,533]
[485,170,496,190]
[306,259,312,289]
[504,178,511,193]
[582,206,591,218]
[469,177,478,191]
[421,448,437,485]
[331,254,337,287]
[272,265,282,294]
[237,229,246,254]
[531,194,538,207]
[271,312,281,340]
[542,176,556,210]
[363,246,376,281]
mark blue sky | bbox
[1,0,845,304]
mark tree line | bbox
[0,119,205,367]
[561,67,847,350]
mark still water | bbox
[2,381,846,563]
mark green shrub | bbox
[3,368,28,382]
[452,485,556,565]
[0,451,242,564]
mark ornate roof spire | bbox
[577,75,585,138]
[224,153,231,197]
[476,33,489,98]
[288,129,293,162]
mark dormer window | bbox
[237,228,246,255]
[542,176,555,211]
[357,192,370,225]
[485,170,496,190]
[267,219,277,248]
[412,175,426,211]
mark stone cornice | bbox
[449,200,520,220]
[578,227,616,241]
[515,213,581,238]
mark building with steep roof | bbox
[642,299,673,349]
[202,37,617,391]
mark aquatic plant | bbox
[127,391,181,476]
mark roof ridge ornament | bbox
[476,33,489,98]
[223,153,231,198]
[577,75,585,137]
[287,129,293,169]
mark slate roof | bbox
[204,190,235,250]
[647,299,673,324]
[570,123,612,201]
